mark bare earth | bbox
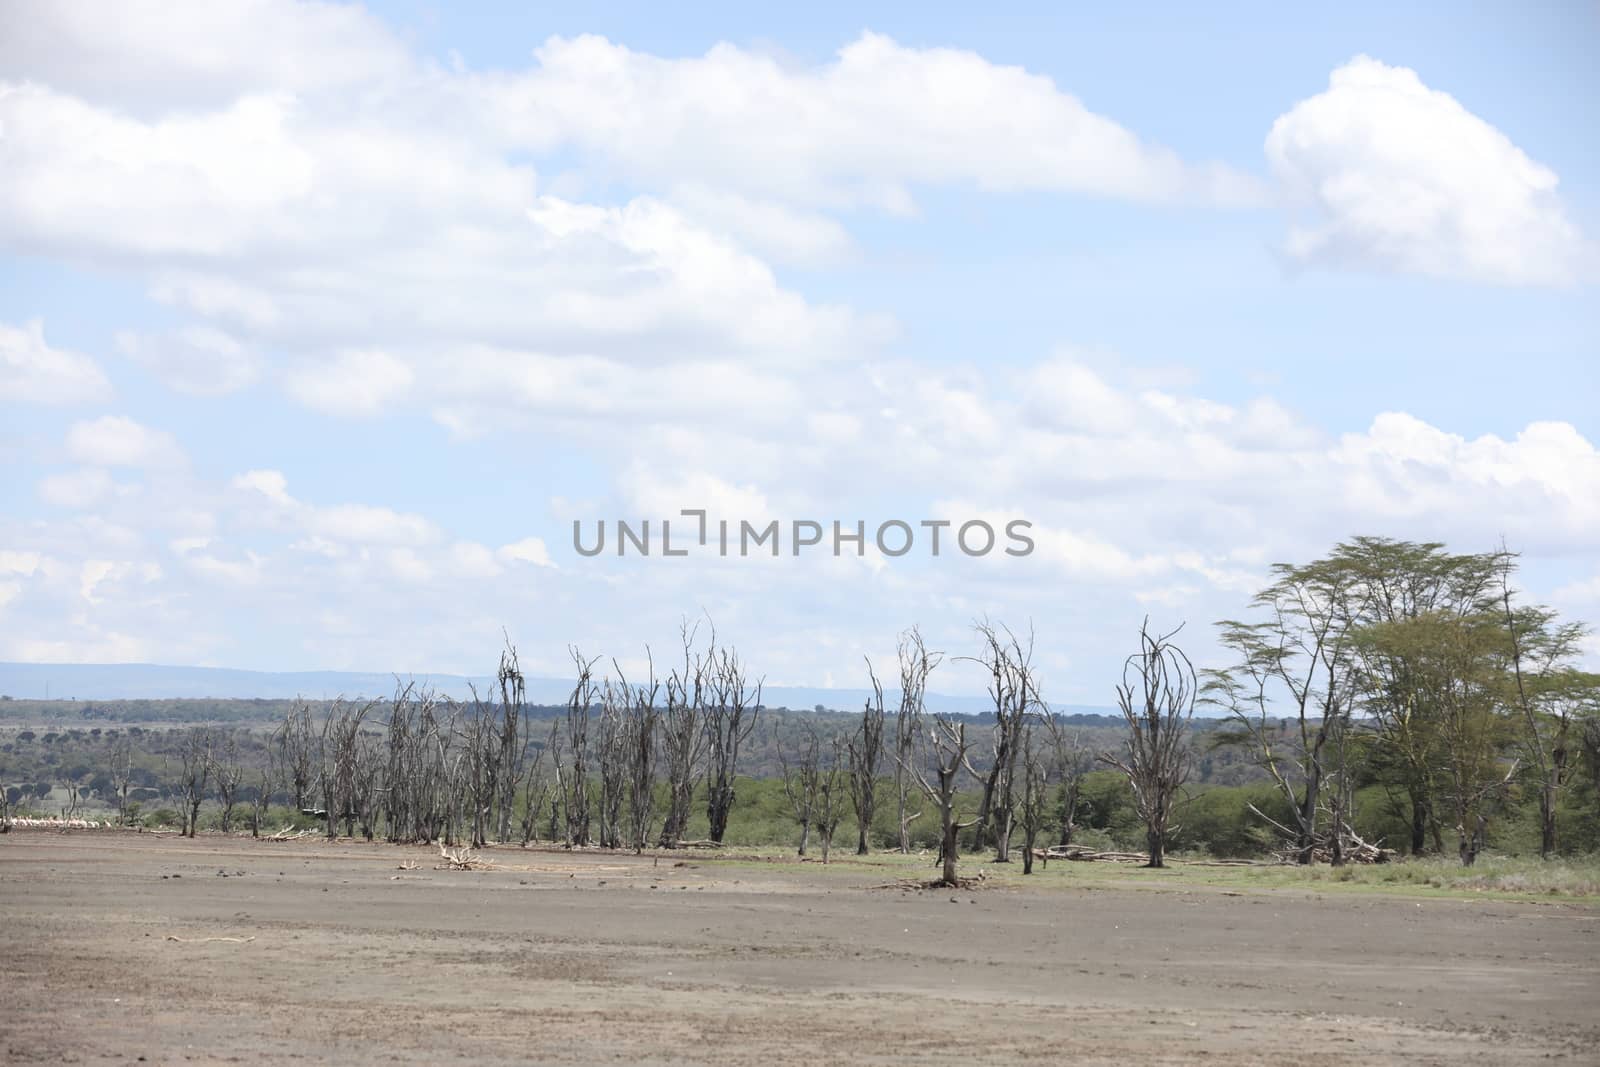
[2,832,1596,1065]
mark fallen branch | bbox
[1040,846,1150,863]
[165,935,255,944]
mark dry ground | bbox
[2,831,1596,1065]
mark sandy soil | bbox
[2,831,1596,1065]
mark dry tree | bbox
[1017,724,1050,874]
[563,648,600,847]
[172,726,213,838]
[658,620,708,847]
[109,736,134,827]
[901,713,981,887]
[622,655,662,853]
[1100,619,1196,868]
[704,642,762,844]
[211,732,244,833]
[893,627,940,852]
[848,660,887,854]
[778,722,823,856]
[963,620,1043,862]
[814,731,850,863]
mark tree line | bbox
[2,537,1597,886]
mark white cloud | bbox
[38,467,114,509]
[284,349,414,417]
[0,319,111,404]
[666,186,855,266]
[1267,55,1589,286]
[117,326,259,395]
[65,415,184,468]
[499,538,555,568]
[0,0,410,113]
[479,32,1259,209]
[232,468,440,547]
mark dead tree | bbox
[563,649,600,847]
[518,725,554,845]
[623,656,662,852]
[658,621,708,847]
[1018,724,1049,874]
[109,736,134,826]
[173,726,213,838]
[249,736,278,838]
[493,642,528,843]
[280,698,316,811]
[778,723,823,856]
[703,642,762,844]
[815,732,850,863]
[211,733,243,833]
[848,661,888,854]
[893,627,940,851]
[596,671,631,849]
[464,681,501,848]
[963,621,1042,862]
[902,713,980,887]
[1100,619,1196,868]
[1042,715,1089,847]
[319,698,375,840]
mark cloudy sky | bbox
[2,1,1597,701]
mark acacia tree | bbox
[1500,557,1599,858]
[848,663,887,855]
[1206,555,1367,863]
[1363,611,1518,866]
[893,627,939,852]
[1100,620,1195,868]
[1339,538,1506,855]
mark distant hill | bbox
[0,661,1119,718]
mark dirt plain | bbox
[1,831,1596,1065]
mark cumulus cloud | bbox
[1267,55,1589,286]
[0,319,111,404]
[284,349,414,417]
[65,415,184,468]
[38,467,115,509]
[232,469,441,547]
[0,0,410,113]
[477,32,1260,210]
[117,326,259,395]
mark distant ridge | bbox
[0,661,1120,718]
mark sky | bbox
[1,1,1597,702]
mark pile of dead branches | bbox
[436,843,498,870]
[1037,845,1150,863]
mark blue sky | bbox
[1,1,1597,700]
